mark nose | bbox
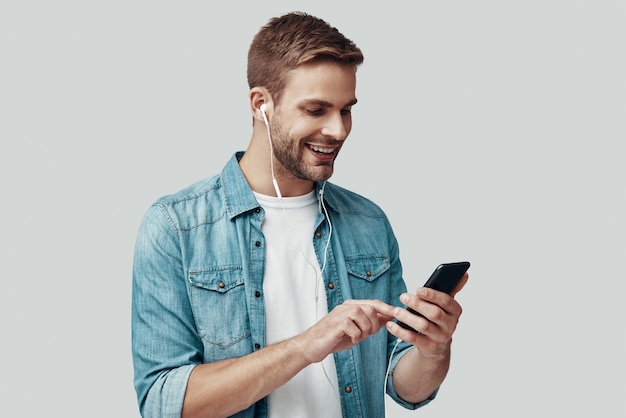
[320,111,350,141]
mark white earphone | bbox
[260,103,281,198]
[260,103,269,126]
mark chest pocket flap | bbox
[188,267,243,292]
[345,255,390,282]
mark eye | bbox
[306,108,324,116]
[340,108,352,116]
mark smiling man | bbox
[132,11,468,418]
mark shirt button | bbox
[254,343,261,350]
[219,282,225,289]
[255,291,261,297]
[315,231,322,238]
[255,208,261,213]
[344,386,352,393]
[366,271,372,277]
[328,283,334,289]
[255,241,261,247]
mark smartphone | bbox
[397,261,470,333]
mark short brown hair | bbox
[247,12,364,104]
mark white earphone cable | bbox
[384,337,403,414]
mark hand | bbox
[388,272,468,355]
[293,299,395,364]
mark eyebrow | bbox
[301,98,358,108]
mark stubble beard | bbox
[269,116,336,183]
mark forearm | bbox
[392,345,450,404]
[182,338,310,418]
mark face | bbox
[268,61,357,183]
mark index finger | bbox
[344,299,396,318]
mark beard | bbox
[269,114,338,182]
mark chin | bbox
[312,169,334,182]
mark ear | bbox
[250,87,272,122]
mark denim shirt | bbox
[132,152,437,418]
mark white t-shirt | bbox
[254,190,341,418]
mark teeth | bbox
[310,145,334,154]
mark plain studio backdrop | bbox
[1,1,624,417]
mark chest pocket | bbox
[345,255,391,299]
[188,267,251,352]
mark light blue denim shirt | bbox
[132,152,437,417]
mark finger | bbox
[386,320,424,345]
[339,315,373,344]
[413,288,462,318]
[393,305,426,334]
[350,305,380,336]
[345,299,397,320]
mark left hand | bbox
[388,272,468,355]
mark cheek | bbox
[288,121,318,142]
[343,116,353,136]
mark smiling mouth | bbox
[308,144,336,154]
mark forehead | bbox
[280,61,357,107]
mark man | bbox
[132,11,468,418]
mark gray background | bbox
[2,1,624,417]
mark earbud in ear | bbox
[260,103,269,127]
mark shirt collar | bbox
[221,151,338,219]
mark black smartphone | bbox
[397,261,470,333]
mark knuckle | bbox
[429,308,444,322]
[363,305,377,316]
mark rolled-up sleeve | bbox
[132,204,203,417]
[386,343,438,410]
